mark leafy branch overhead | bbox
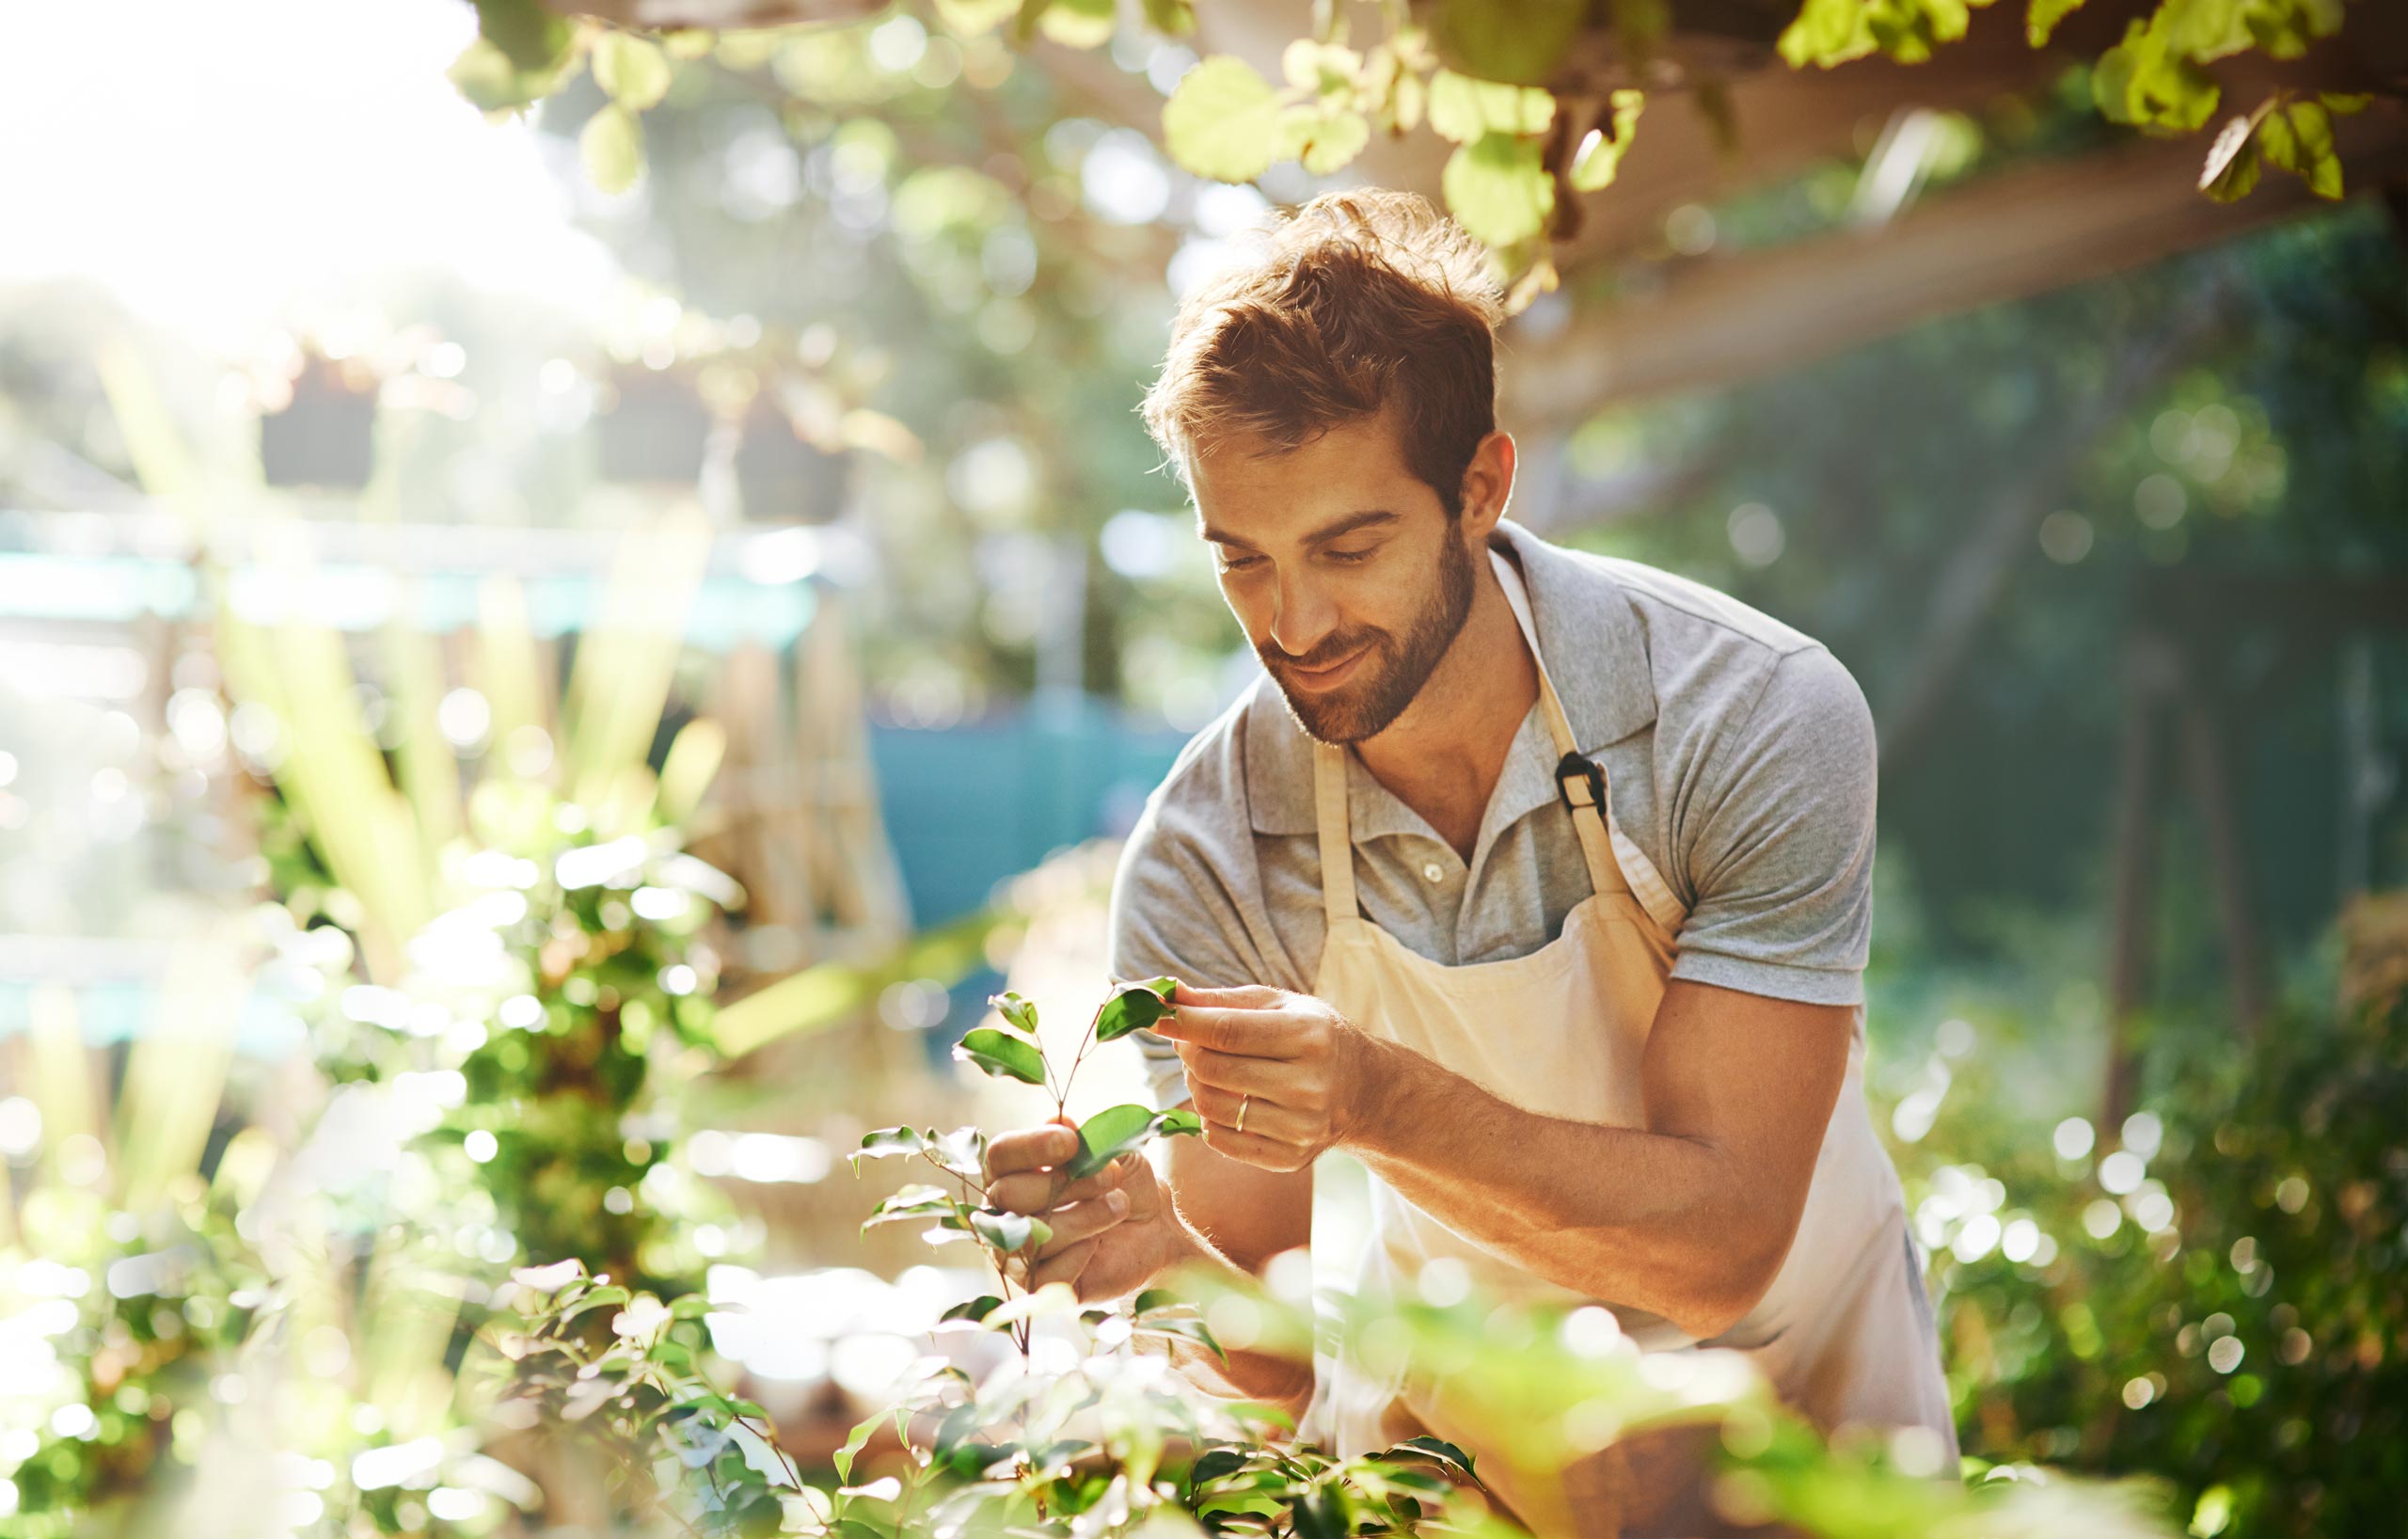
[457,0,2377,286]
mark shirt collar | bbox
[1243,519,1658,836]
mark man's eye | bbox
[1217,552,1264,573]
[1323,547,1373,564]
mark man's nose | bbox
[1267,569,1339,658]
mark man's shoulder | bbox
[1510,526,1850,749]
[1531,535,1821,661]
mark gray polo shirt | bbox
[1111,520,1878,1113]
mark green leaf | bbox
[833,1411,879,1485]
[2027,0,2087,46]
[1065,1103,1203,1180]
[1226,1395,1297,1428]
[1426,70,1553,144]
[954,1026,1046,1087]
[1093,976,1177,1043]
[1442,133,1554,246]
[1133,1287,1181,1316]
[447,35,581,113]
[852,1126,930,1171]
[1142,0,1197,35]
[1134,1315,1228,1361]
[929,1125,989,1181]
[2321,91,2373,115]
[1163,56,1287,183]
[1782,0,1995,68]
[2199,106,2267,201]
[1038,0,1116,49]
[2093,12,2221,133]
[2258,97,2343,198]
[1291,108,1372,176]
[474,0,574,71]
[1569,89,1644,192]
[1430,0,1586,87]
[863,1185,961,1229]
[969,1208,1053,1252]
[936,0,1021,33]
[1281,38,1362,93]
[593,31,673,111]
[938,1293,1006,1325]
[1778,0,1864,67]
[1377,1435,1481,1483]
[989,991,1039,1036]
[581,103,645,196]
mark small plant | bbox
[854,978,1203,1354]
[838,978,1489,1538]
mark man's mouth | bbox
[1280,646,1370,691]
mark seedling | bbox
[854,978,1201,1351]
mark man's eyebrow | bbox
[1198,510,1399,550]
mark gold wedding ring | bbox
[1235,1094,1251,1134]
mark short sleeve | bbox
[1666,646,1877,1007]
[1109,796,1275,1112]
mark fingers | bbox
[1198,1117,1311,1173]
[1175,1042,1311,1101]
[988,1151,1134,1216]
[1170,981,1285,1007]
[1029,1236,1100,1293]
[1155,1004,1288,1054]
[985,1123,1080,1180]
[1188,1081,1306,1147]
[1034,1190,1130,1259]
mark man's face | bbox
[1189,408,1479,745]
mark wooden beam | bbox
[1503,110,2408,426]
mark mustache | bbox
[1259,631,1384,671]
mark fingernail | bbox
[1106,1190,1129,1215]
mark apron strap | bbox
[1313,740,1359,931]
[1492,552,1631,901]
[1305,550,1688,936]
[1494,551,1688,932]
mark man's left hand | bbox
[1151,982,1381,1173]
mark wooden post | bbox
[2101,634,2173,1137]
[2175,676,2267,1042]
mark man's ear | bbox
[1457,430,1517,539]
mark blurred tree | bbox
[1555,201,2408,986]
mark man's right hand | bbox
[984,1119,1192,1301]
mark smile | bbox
[1283,647,1369,691]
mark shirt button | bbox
[1421,861,1446,884]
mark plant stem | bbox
[939,1153,1034,1360]
[1055,997,1104,1121]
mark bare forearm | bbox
[1345,1037,1766,1337]
[1152,1215,1314,1421]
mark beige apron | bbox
[1304,553,1956,1537]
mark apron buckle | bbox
[1554,752,1606,815]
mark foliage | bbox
[1567,204,2408,957]
[485,1259,800,1537]
[825,983,2189,1539]
[0,1139,270,1537]
[1887,934,2408,1537]
[446,0,2384,299]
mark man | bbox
[980,190,1955,1536]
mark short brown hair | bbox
[1141,189,1503,516]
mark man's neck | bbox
[1353,558,1539,863]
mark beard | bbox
[1259,525,1478,746]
